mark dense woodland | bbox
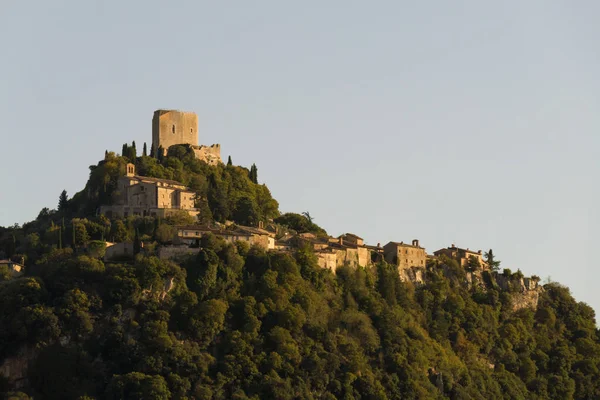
[1,145,599,399]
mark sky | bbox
[0,1,598,311]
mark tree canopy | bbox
[0,147,598,399]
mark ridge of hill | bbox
[0,146,598,399]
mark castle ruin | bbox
[152,109,222,166]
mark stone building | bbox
[291,233,372,271]
[177,224,276,251]
[433,244,487,269]
[383,240,427,270]
[151,109,222,165]
[100,163,199,218]
[0,259,24,277]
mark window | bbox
[172,124,176,134]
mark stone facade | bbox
[151,109,222,165]
[177,224,276,251]
[100,163,199,218]
[383,240,427,270]
[0,259,24,277]
[152,110,198,156]
[104,242,135,261]
[158,246,202,260]
[193,144,222,166]
[433,244,487,269]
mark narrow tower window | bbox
[172,124,175,134]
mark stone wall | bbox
[193,144,222,165]
[383,242,427,270]
[105,242,134,261]
[333,247,371,268]
[152,110,198,155]
[158,246,201,260]
[316,251,338,272]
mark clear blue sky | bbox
[1,1,598,311]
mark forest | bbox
[0,145,599,399]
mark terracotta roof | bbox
[385,241,424,249]
[236,225,275,237]
[341,233,363,240]
[177,225,258,238]
[133,175,191,188]
[0,259,24,267]
[434,246,481,255]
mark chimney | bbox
[377,242,381,248]
[339,237,343,245]
[478,250,482,254]
[451,244,455,248]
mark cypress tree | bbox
[249,164,258,184]
[133,228,141,255]
[58,190,69,211]
[128,142,137,161]
[227,155,233,166]
[72,221,76,248]
[121,143,127,157]
[143,142,148,157]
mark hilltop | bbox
[0,140,599,400]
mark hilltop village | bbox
[99,109,513,281]
[2,109,584,400]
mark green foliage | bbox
[274,212,327,236]
[1,149,599,399]
[58,190,69,212]
[485,249,501,271]
[249,163,258,184]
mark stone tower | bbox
[152,109,199,156]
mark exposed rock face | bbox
[494,274,543,311]
[0,347,37,389]
[399,265,543,311]
[399,267,426,284]
[141,276,177,301]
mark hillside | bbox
[0,147,599,400]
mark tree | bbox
[128,142,137,161]
[143,142,148,157]
[484,249,501,271]
[107,372,170,400]
[121,143,127,157]
[466,255,480,272]
[155,224,176,244]
[302,211,313,224]
[249,164,258,184]
[58,190,69,212]
[227,156,233,166]
[133,229,141,255]
[233,196,260,226]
